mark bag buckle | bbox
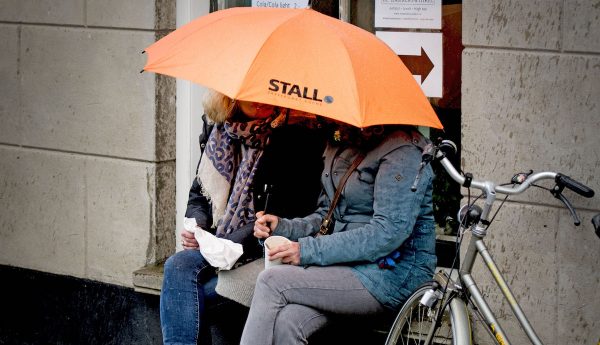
[318,219,332,236]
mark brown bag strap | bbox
[317,153,365,236]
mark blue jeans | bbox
[160,250,231,345]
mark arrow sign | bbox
[398,47,434,83]
[376,31,442,98]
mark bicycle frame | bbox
[437,156,545,345]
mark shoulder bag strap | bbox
[317,152,365,236]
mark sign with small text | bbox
[375,0,441,29]
[252,0,310,8]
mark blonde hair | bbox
[202,89,237,124]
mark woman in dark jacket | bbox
[160,90,325,345]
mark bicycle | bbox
[385,139,598,345]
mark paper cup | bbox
[264,236,291,269]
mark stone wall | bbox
[0,1,176,287]
[462,1,599,344]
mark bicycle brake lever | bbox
[552,189,581,226]
[592,214,600,239]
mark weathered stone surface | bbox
[17,26,156,160]
[133,263,164,295]
[0,0,176,293]
[155,0,177,31]
[87,0,153,30]
[155,74,176,161]
[557,210,600,345]
[0,25,20,144]
[152,161,176,263]
[463,0,561,50]
[564,0,600,53]
[85,157,154,287]
[0,0,85,25]
[462,49,599,210]
[0,147,86,277]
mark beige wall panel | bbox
[87,0,152,30]
[87,0,175,30]
[0,146,86,277]
[462,49,599,210]
[557,210,600,345]
[463,0,561,50]
[464,204,559,344]
[564,0,600,53]
[85,157,153,287]
[0,0,84,25]
[0,25,21,144]
[18,26,156,160]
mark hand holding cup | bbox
[264,236,301,268]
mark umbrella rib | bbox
[235,11,307,101]
[237,10,364,127]
[147,8,273,72]
[317,19,364,127]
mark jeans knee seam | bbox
[298,311,326,340]
[193,263,213,342]
[281,286,365,294]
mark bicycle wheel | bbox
[385,283,469,345]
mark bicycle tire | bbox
[385,282,471,345]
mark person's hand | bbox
[254,211,279,239]
[181,230,199,250]
[268,241,301,266]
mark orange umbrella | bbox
[143,7,442,129]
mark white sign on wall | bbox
[252,0,310,8]
[377,31,443,98]
[375,0,441,29]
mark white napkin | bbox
[183,217,243,270]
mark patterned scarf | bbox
[197,116,274,237]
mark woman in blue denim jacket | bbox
[241,124,437,345]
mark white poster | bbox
[375,0,441,29]
[252,0,310,8]
[377,31,443,98]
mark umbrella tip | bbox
[141,50,145,54]
[140,69,145,74]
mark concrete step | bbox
[133,263,164,295]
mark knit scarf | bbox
[197,116,273,237]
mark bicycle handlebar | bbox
[434,141,595,198]
[556,173,595,198]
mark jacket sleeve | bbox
[184,177,213,231]
[184,115,215,231]
[272,191,330,241]
[295,145,433,266]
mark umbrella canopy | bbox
[144,7,442,129]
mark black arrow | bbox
[397,47,434,83]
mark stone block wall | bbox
[462,1,599,344]
[0,1,175,287]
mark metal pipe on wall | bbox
[339,0,350,22]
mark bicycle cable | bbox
[434,185,479,331]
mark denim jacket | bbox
[273,128,436,310]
